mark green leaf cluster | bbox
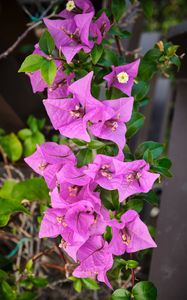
[111,281,157,300]
[19,31,56,86]
[0,178,49,227]
[18,115,45,156]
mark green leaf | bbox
[88,140,105,150]
[29,277,48,287]
[91,83,101,98]
[135,141,164,159]
[138,48,161,81]
[95,68,109,84]
[151,166,172,178]
[27,115,38,133]
[0,180,18,200]
[39,30,55,55]
[41,59,57,86]
[143,149,154,164]
[18,54,45,72]
[91,44,104,64]
[132,81,150,101]
[111,0,126,22]
[0,129,6,136]
[100,189,119,210]
[77,149,93,167]
[32,131,45,144]
[157,157,172,169]
[72,139,87,146]
[126,260,139,269]
[23,132,45,156]
[12,178,50,202]
[0,215,10,227]
[109,25,131,38]
[17,291,37,300]
[166,45,179,57]
[140,191,159,206]
[0,133,22,162]
[170,55,181,70]
[18,129,32,141]
[73,279,82,293]
[23,138,36,157]
[126,198,144,213]
[126,112,145,139]
[82,278,99,290]
[0,270,8,282]
[25,259,33,273]
[111,288,131,300]
[132,281,157,300]
[37,118,46,130]
[108,257,127,280]
[104,225,112,241]
[141,0,154,18]
[0,280,16,300]
[148,225,156,239]
[100,48,120,66]
[106,87,124,99]
[0,198,28,216]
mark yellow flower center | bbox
[117,71,129,84]
[66,0,75,11]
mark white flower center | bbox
[117,71,129,84]
[66,0,75,11]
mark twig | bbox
[32,246,56,261]
[131,268,135,287]
[125,47,142,57]
[115,35,123,56]
[0,0,59,60]
[122,1,141,25]
[0,145,12,178]
[41,262,66,272]
[0,21,41,60]
[8,165,25,181]
[55,243,67,264]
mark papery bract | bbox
[48,69,75,99]
[117,159,160,201]
[27,44,48,93]
[51,183,101,211]
[44,12,94,63]
[39,207,85,260]
[85,156,159,202]
[109,210,157,255]
[73,235,113,288]
[59,0,94,19]
[24,142,76,189]
[104,59,140,96]
[84,154,124,191]
[39,207,67,238]
[27,44,74,97]
[90,12,110,44]
[44,71,133,147]
[44,72,104,141]
[90,97,134,149]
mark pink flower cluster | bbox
[24,0,160,288]
[25,143,158,287]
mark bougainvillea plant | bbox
[17,0,181,298]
